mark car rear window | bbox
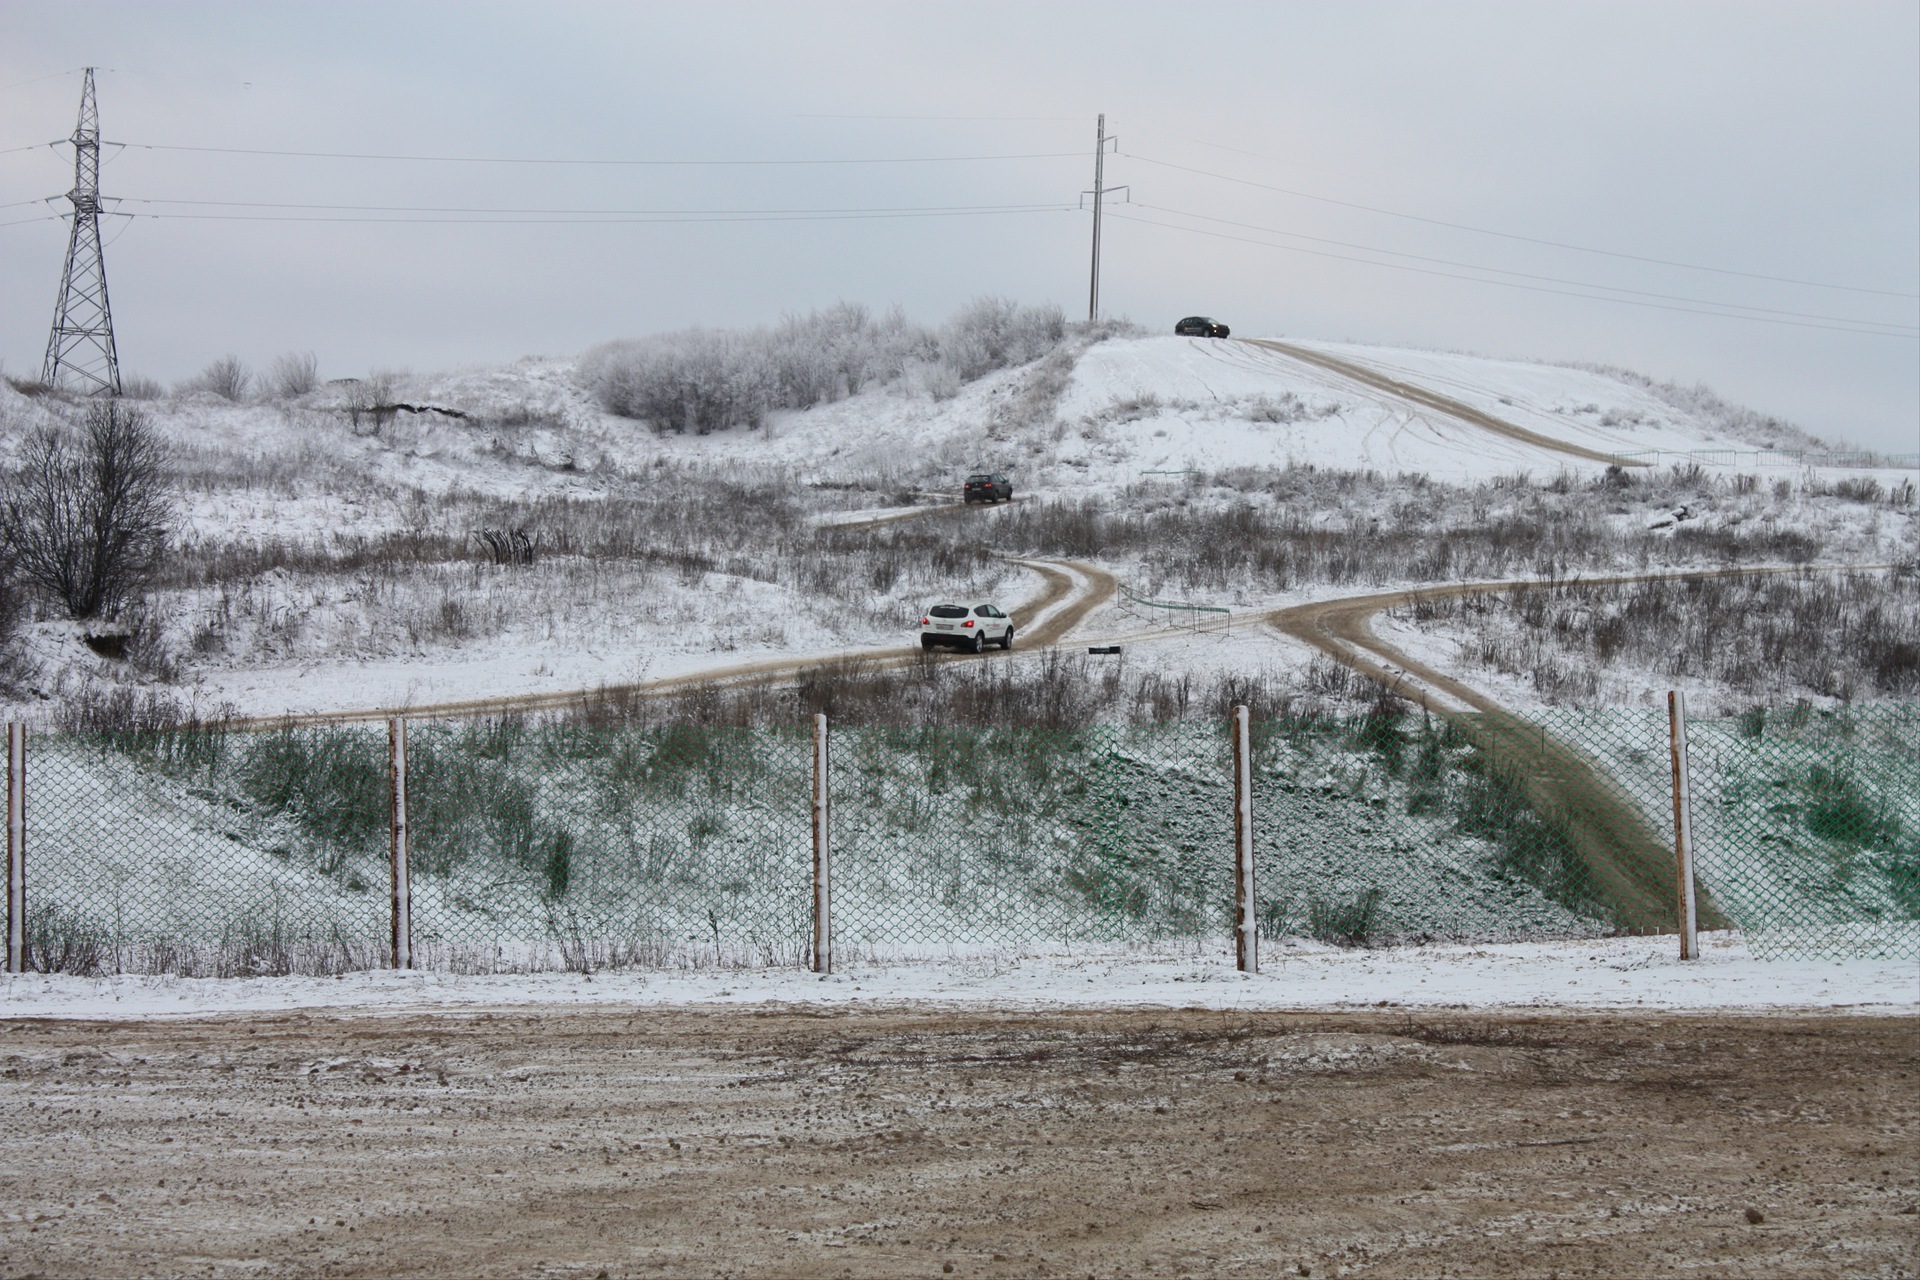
[929,605,969,618]
[966,474,991,483]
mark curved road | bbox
[1265,564,1874,932]
[246,556,1116,728]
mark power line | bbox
[793,113,1078,121]
[117,196,1069,216]
[1131,202,1917,332]
[118,206,1072,227]
[1109,209,1919,339]
[113,141,1084,166]
[1124,151,1920,301]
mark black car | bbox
[1175,316,1230,338]
[963,472,1013,504]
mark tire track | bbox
[1246,339,1649,468]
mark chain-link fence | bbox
[5,703,1915,974]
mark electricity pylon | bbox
[42,67,121,396]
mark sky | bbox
[2,1,1916,452]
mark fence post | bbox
[7,723,23,974]
[389,717,412,970]
[1668,691,1698,960]
[1232,705,1257,973]
[811,712,831,974]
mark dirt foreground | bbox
[0,1006,1913,1278]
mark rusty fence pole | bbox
[7,723,23,974]
[389,717,412,970]
[1668,691,1698,960]
[811,712,831,975]
[1232,704,1257,973]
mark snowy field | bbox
[4,932,1912,1020]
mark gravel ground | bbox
[0,1006,1914,1278]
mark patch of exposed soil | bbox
[0,1007,1912,1277]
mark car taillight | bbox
[920,617,929,625]
[962,619,975,627]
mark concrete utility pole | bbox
[43,67,121,396]
[1083,114,1127,324]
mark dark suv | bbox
[1175,316,1230,338]
[963,472,1012,504]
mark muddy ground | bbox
[0,1006,1913,1278]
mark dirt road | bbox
[1265,568,1841,932]
[0,1006,1911,1278]
[1246,340,1647,468]
[248,557,1117,728]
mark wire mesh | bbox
[829,723,1232,955]
[400,720,813,971]
[10,702,1915,973]
[1687,703,1920,959]
[1250,707,1680,946]
[23,723,391,975]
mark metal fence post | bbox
[1232,705,1257,973]
[1668,691,1698,960]
[7,723,23,974]
[811,712,831,975]
[389,717,412,970]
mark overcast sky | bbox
[3,1,1916,451]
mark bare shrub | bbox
[184,355,253,401]
[1401,569,1920,706]
[267,351,319,398]
[118,374,164,400]
[1,400,174,618]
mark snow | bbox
[3,331,1910,726]
[2,932,1911,1021]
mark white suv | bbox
[919,601,1015,652]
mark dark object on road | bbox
[1088,645,1122,655]
[1175,316,1230,338]
[963,473,1013,504]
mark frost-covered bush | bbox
[936,297,1065,381]
[581,298,1067,432]
[267,351,319,399]
[180,355,253,402]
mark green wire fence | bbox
[5,703,1914,975]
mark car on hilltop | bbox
[1175,316,1230,338]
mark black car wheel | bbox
[921,636,937,650]
[1001,627,1015,651]
[969,631,985,654]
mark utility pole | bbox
[1083,114,1126,324]
[43,67,121,396]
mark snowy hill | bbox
[0,328,1912,723]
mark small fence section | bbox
[1616,448,1920,472]
[1115,583,1233,634]
[4,703,1915,975]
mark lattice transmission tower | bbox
[42,67,121,396]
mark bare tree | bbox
[268,350,319,398]
[1,400,173,619]
[187,354,252,401]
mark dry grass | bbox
[1400,567,1920,709]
